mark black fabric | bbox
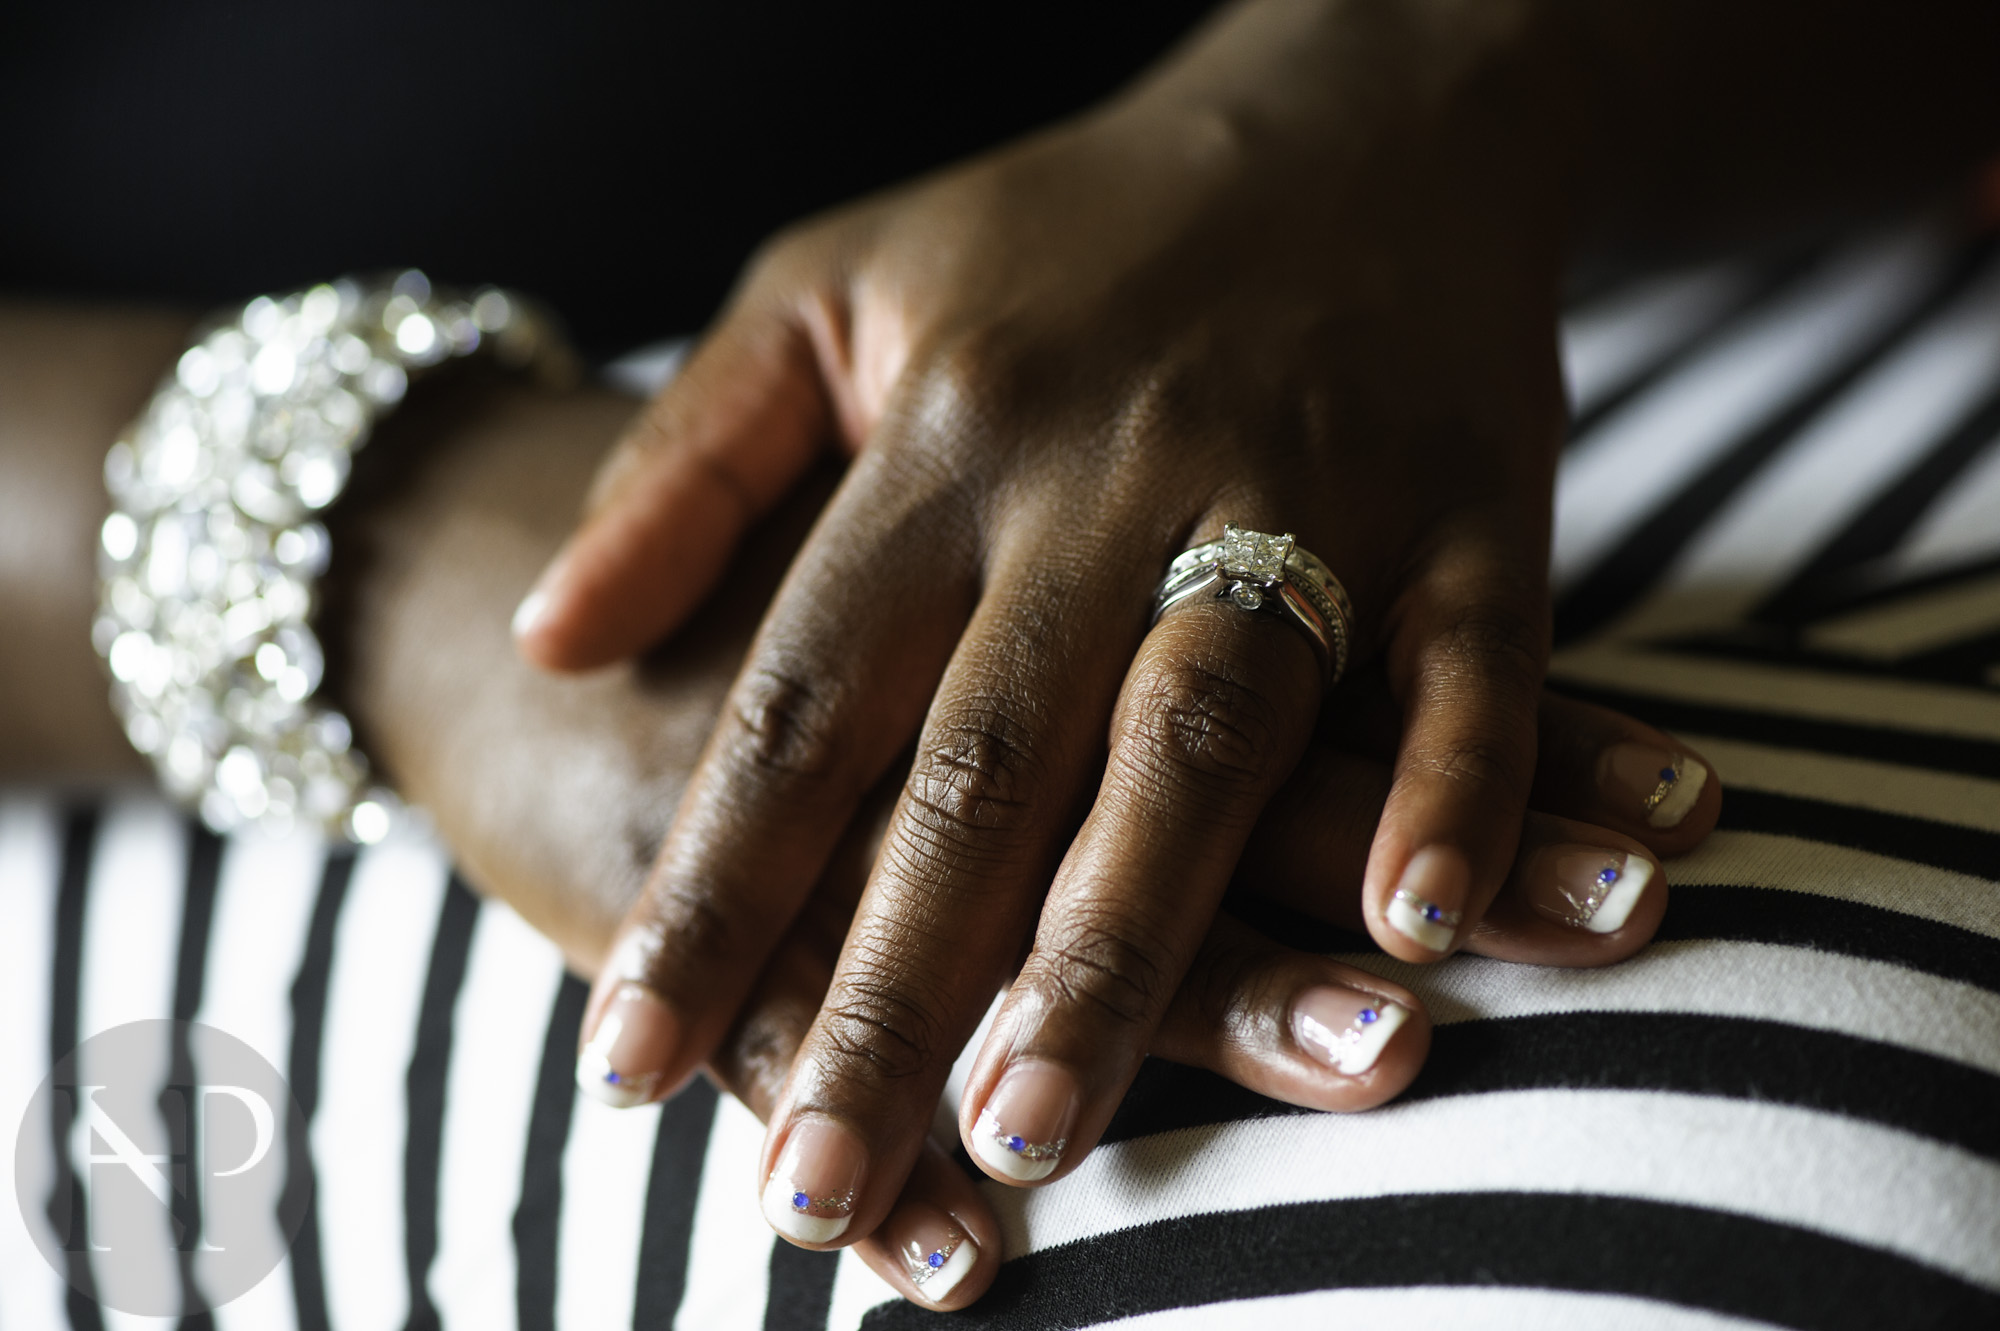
[763,1236,840,1331]
[1554,239,1997,645]
[1549,681,2000,779]
[399,875,482,1331]
[512,971,590,1331]
[281,848,358,1331]
[1101,1010,2000,1159]
[1719,787,2000,882]
[1758,381,2000,618]
[45,807,106,1331]
[0,1,1217,356]
[856,1192,2000,1331]
[634,1076,721,1330]
[165,823,224,1331]
[1565,248,1824,445]
[1658,883,2000,991]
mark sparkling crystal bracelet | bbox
[94,271,570,841]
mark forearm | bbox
[1113,0,1998,268]
[0,304,190,781]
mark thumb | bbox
[514,302,830,671]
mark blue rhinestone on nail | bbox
[928,1250,945,1269]
[792,1191,810,1210]
[1658,766,1677,782]
[1423,904,1443,922]
[1597,867,1620,887]
[1358,1008,1379,1024]
[605,1070,621,1084]
[1007,1135,1025,1153]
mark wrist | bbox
[0,303,196,780]
[1094,0,1581,272]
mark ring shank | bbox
[1153,525,1354,685]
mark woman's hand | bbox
[517,0,1588,1243]
[327,368,1714,1307]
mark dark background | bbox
[1,2,1216,355]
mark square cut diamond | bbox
[1219,524,1293,584]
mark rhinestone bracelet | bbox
[94,272,570,842]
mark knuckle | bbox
[1124,658,1284,791]
[900,702,1047,857]
[910,324,1042,447]
[1180,933,1275,1037]
[646,883,744,976]
[814,972,951,1085]
[1025,908,1180,1032]
[1426,603,1547,697]
[725,662,844,786]
[1414,726,1533,796]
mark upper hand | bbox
[518,6,1583,1252]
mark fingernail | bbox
[1602,744,1709,829]
[970,1059,1077,1183]
[1529,846,1655,934]
[760,1115,866,1244]
[511,588,551,639]
[1291,986,1410,1076]
[575,982,675,1108]
[885,1204,980,1304]
[1385,846,1465,953]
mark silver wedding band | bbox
[1153,523,1354,685]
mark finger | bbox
[958,552,1323,1187]
[751,535,1153,1247]
[704,804,1001,1311]
[515,301,831,670]
[1239,744,1667,966]
[1532,691,1720,856]
[1150,913,1431,1111]
[575,449,974,1109]
[1469,812,1668,965]
[1365,540,1549,962]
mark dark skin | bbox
[0,305,1718,1307]
[513,0,1999,1261]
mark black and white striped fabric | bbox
[5,215,1999,1330]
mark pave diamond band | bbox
[95,271,572,841]
[1155,523,1354,684]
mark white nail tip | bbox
[1386,891,1457,952]
[760,1176,852,1244]
[1337,1002,1409,1075]
[1586,855,1653,934]
[1647,759,1708,828]
[970,1109,1061,1182]
[511,589,549,638]
[915,1240,978,1303]
[574,1045,656,1108]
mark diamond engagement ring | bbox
[1154,523,1355,684]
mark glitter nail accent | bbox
[783,1184,854,1218]
[1642,758,1682,815]
[976,1107,1065,1165]
[1555,859,1624,925]
[1391,888,1462,928]
[906,1225,968,1287]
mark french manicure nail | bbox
[760,1116,866,1244]
[1292,986,1409,1076]
[886,1204,980,1303]
[574,981,675,1108]
[1530,846,1654,934]
[971,1059,1078,1183]
[511,588,551,639]
[1603,744,1709,829]
[1385,846,1465,953]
